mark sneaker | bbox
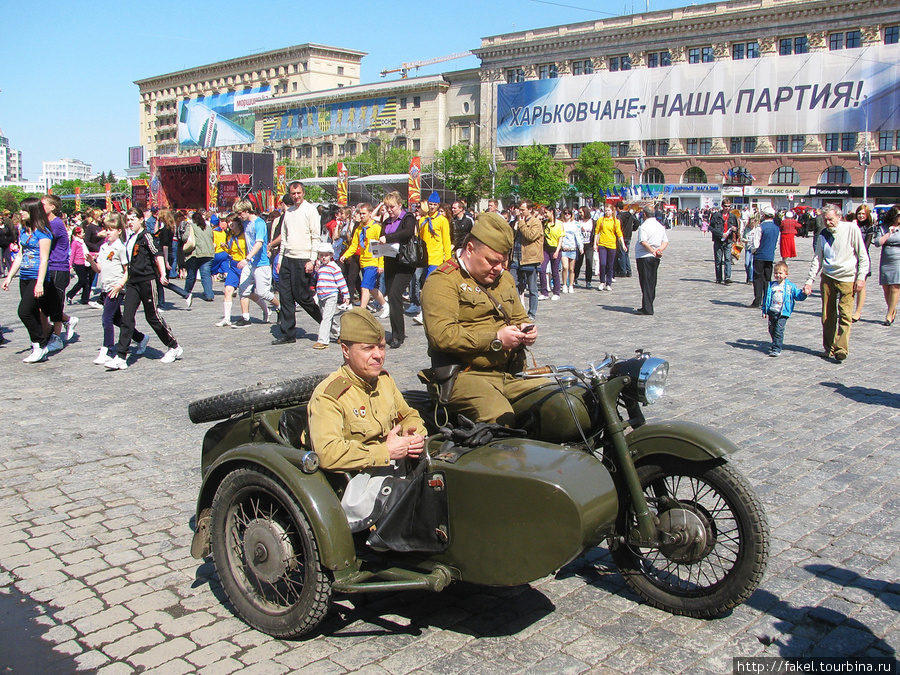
[215,317,232,327]
[93,349,112,365]
[133,334,150,355]
[404,304,420,315]
[66,296,73,305]
[768,350,781,357]
[232,317,252,328]
[338,302,352,311]
[538,295,549,301]
[160,345,183,363]
[551,295,560,301]
[378,304,390,319]
[312,342,328,350]
[185,295,193,308]
[23,345,48,363]
[46,334,65,353]
[586,282,593,290]
[412,311,424,325]
[104,355,128,370]
[87,300,104,310]
[65,316,79,341]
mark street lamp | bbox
[858,95,870,205]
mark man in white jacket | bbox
[274,182,323,345]
[803,204,870,362]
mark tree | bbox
[0,186,39,212]
[431,144,494,208]
[508,143,567,206]
[573,142,616,203]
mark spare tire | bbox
[189,374,329,424]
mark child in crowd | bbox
[761,261,808,357]
[87,213,149,365]
[66,226,91,305]
[341,203,385,315]
[312,242,350,350]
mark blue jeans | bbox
[767,313,787,352]
[616,238,632,275]
[517,263,539,319]
[185,257,214,300]
[714,239,732,282]
[168,240,180,278]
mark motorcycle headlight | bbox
[611,356,669,404]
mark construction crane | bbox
[380,51,473,79]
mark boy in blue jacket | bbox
[762,261,809,356]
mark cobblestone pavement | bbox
[1,228,899,675]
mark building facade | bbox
[0,133,23,182]
[40,159,92,191]
[249,69,481,177]
[134,43,366,160]
[474,0,900,210]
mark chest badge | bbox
[359,405,367,418]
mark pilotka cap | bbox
[340,308,385,343]
[470,212,514,255]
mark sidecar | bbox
[188,376,620,638]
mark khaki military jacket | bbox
[308,365,425,472]
[421,258,528,370]
[518,216,544,265]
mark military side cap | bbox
[471,212,513,255]
[340,308,385,343]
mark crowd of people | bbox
[1,186,897,369]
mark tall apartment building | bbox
[474,0,900,209]
[0,133,23,182]
[134,44,366,159]
[40,159,93,191]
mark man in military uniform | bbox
[308,308,426,473]
[421,212,544,426]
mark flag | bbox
[408,156,421,206]
[337,162,349,206]
[75,187,81,212]
[105,183,111,211]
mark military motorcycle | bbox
[188,351,768,638]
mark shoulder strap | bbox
[324,376,352,400]
[437,259,459,273]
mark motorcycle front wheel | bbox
[211,467,332,638]
[611,460,768,618]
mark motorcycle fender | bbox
[626,421,737,464]
[194,443,356,572]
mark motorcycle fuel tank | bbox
[430,438,618,586]
[511,382,597,443]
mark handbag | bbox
[181,223,196,255]
[731,240,744,261]
[397,234,426,267]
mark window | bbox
[658,139,669,156]
[547,145,557,157]
[413,96,420,108]
[303,146,312,158]
[732,43,745,60]
[841,132,857,151]
[686,138,698,155]
[645,140,657,156]
[688,48,700,64]
[822,166,851,184]
[733,41,760,59]
[570,143,583,159]
[830,30,861,50]
[791,135,805,153]
[647,51,670,68]
[337,66,344,75]
[549,64,558,78]
[504,147,517,161]
[643,168,665,183]
[292,82,298,92]
[879,131,897,151]
[506,68,525,83]
[399,98,407,109]
[873,166,900,184]
[771,166,800,185]
[538,65,548,79]
[699,138,712,155]
[413,118,421,130]
[829,33,844,50]
[744,137,757,153]
[460,125,470,141]
[572,60,593,76]
[620,55,631,70]
[346,142,356,155]
[613,169,626,183]
[584,60,594,74]
[413,139,421,151]
[846,30,861,48]
[399,119,407,129]
[683,167,707,183]
[338,144,346,156]
[779,38,793,55]
[395,138,407,150]
[573,60,582,76]
[702,47,714,62]
[824,133,839,152]
[886,26,900,44]
[794,36,809,54]
[618,141,629,157]
[689,47,713,63]
[730,137,742,154]
[726,167,753,184]
[609,57,619,72]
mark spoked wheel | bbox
[211,467,332,638]
[611,460,768,618]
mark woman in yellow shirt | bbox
[540,208,564,299]
[594,204,627,291]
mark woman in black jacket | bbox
[376,191,419,348]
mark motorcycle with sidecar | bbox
[188,351,768,638]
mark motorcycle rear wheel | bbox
[611,460,768,618]
[211,467,332,638]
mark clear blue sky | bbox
[1,0,688,180]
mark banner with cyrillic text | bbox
[496,45,900,146]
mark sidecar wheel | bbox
[611,460,768,618]
[189,374,328,423]
[211,467,332,638]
